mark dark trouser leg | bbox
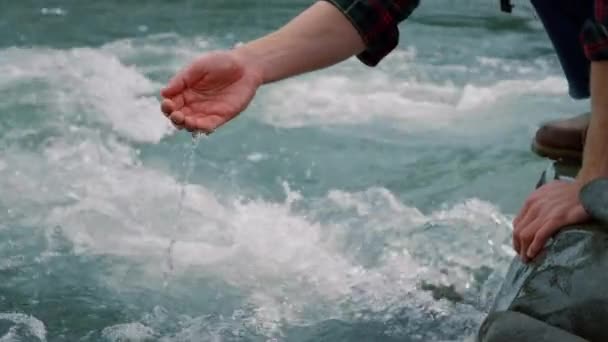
[530,0,594,162]
[531,0,592,99]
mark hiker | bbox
[159,0,608,262]
[513,0,608,262]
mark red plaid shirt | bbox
[323,0,420,66]
[326,0,608,63]
[581,0,608,61]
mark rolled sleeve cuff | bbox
[582,19,608,61]
[322,0,418,66]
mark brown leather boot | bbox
[531,112,589,163]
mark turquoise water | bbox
[0,1,588,341]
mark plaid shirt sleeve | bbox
[582,0,608,61]
[322,0,420,66]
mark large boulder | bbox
[477,163,608,342]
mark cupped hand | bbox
[160,51,263,133]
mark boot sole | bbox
[531,140,582,163]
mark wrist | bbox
[577,160,608,185]
[576,158,608,184]
[231,45,266,86]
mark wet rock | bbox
[419,281,464,303]
[479,311,588,342]
[478,163,608,342]
[479,228,608,342]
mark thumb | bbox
[162,55,212,98]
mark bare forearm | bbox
[232,1,365,84]
[579,62,608,182]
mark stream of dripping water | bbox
[163,132,204,288]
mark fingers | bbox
[513,192,539,228]
[169,111,185,127]
[168,113,224,135]
[513,200,540,253]
[161,95,185,115]
[161,97,188,130]
[513,192,549,261]
[161,100,225,135]
[189,116,224,134]
[183,116,198,131]
[523,207,582,260]
[512,208,527,253]
[516,204,540,236]
[515,206,585,261]
[161,55,211,98]
[161,99,175,117]
[510,181,591,263]
[526,218,560,259]
[516,217,542,262]
[161,70,187,98]
[512,232,520,258]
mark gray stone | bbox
[479,311,588,342]
[477,162,608,342]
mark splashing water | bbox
[0,1,583,340]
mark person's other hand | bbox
[513,180,590,262]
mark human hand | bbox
[160,51,263,133]
[513,180,591,262]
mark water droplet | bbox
[41,7,66,15]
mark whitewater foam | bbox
[26,133,512,331]
[0,313,46,342]
[101,322,156,341]
[0,125,512,335]
[0,47,172,143]
[259,68,566,129]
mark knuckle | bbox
[545,214,566,227]
[528,192,541,201]
[522,197,535,208]
[536,231,551,241]
[528,202,542,215]
[547,218,564,228]
[514,230,522,240]
[521,231,535,241]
